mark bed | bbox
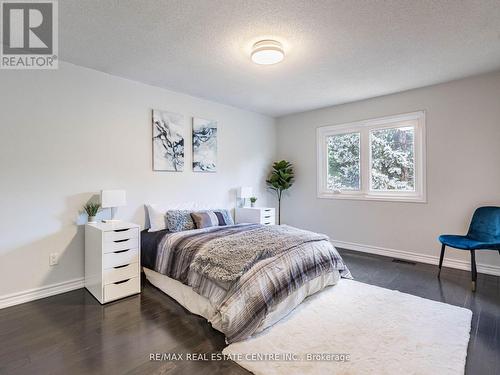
[141,217,351,343]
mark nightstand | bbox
[85,221,141,304]
[235,207,276,225]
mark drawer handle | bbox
[114,239,129,243]
[113,249,130,254]
[264,209,271,212]
[113,264,129,269]
[114,279,130,285]
[264,216,271,218]
[114,229,130,233]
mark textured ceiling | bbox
[60,0,500,117]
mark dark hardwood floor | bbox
[0,249,498,375]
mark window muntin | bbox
[317,111,425,202]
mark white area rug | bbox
[223,279,472,375]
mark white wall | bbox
[0,62,276,298]
[277,71,500,273]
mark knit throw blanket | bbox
[191,225,329,282]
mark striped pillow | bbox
[191,211,228,229]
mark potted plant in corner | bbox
[84,202,101,223]
[250,197,257,207]
[266,160,294,225]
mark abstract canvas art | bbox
[192,117,217,172]
[152,110,184,171]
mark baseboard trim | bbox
[332,240,500,277]
[0,277,84,309]
[1,241,498,309]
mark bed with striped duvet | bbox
[152,223,351,343]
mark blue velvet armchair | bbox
[438,206,500,291]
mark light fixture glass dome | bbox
[251,40,284,65]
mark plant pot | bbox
[88,216,96,223]
[251,202,255,207]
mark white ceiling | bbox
[60,0,500,117]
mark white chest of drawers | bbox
[85,221,141,304]
[235,207,276,225]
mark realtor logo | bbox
[1,0,58,69]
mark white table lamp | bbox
[101,190,126,222]
[238,186,253,207]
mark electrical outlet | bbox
[49,252,59,266]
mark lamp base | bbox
[102,207,121,223]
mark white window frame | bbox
[317,111,426,203]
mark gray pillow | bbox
[166,209,234,232]
[191,211,220,229]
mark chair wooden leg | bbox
[470,250,477,292]
[438,244,446,278]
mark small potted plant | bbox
[84,202,101,223]
[250,197,257,208]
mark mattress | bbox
[143,266,340,336]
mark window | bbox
[317,111,426,202]
[327,132,360,191]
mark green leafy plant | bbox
[266,160,294,225]
[83,202,101,217]
[250,197,257,204]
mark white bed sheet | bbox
[143,267,340,337]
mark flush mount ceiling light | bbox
[251,40,284,65]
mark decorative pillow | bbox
[166,210,196,232]
[167,208,234,232]
[218,209,234,226]
[191,211,220,229]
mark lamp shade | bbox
[238,186,253,199]
[101,190,126,208]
